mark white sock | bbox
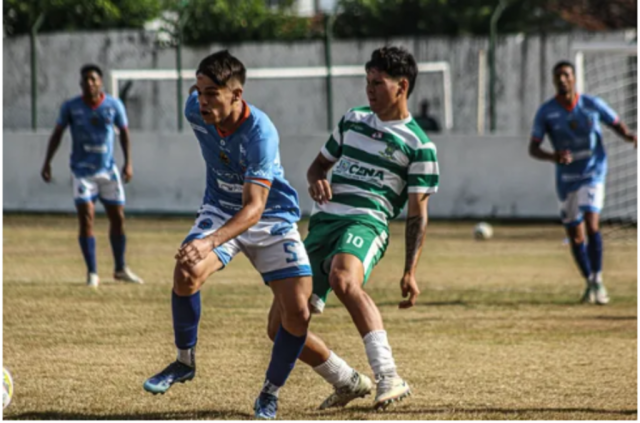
[593,271,603,285]
[313,351,355,388]
[177,347,195,367]
[261,379,281,398]
[363,330,397,378]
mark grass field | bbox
[3,214,637,420]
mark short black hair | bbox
[197,50,246,87]
[80,64,103,78]
[365,46,418,98]
[553,60,575,75]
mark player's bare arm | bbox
[529,140,572,164]
[400,193,430,309]
[307,153,335,204]
[41,124,66,182]
[176,182,269,267]
[119,126,133,182]
[610,121,637,147]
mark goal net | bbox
[574,42,637,238]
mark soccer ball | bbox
[474,222,493,240]
[3,367,13,410]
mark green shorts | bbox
[304,214,389,313]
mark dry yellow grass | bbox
[3,214,637,420]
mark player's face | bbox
[366,68,405,116]
[80,71,102,98]
[195,73,238,126]
[553,66,575,95]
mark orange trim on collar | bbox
[83,92,106,110]
[217,101,251,138]
[555,93,579,112]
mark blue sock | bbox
[570,241,592,279]
[78,236,97,274]
[109,233,126,272]
[588,232,603,276]
[264,326,307,391]
[172,291,201,352]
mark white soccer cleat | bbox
[319,371,373,410]
[373,374,411,410]
[593,284,610,305]
[114,267,144,284]
[87,273,100,288]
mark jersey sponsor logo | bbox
[71,109,84,117]
[209,166,243,182]
[217,179,243,193]
[83,144,108,153]
[335,158,384,186]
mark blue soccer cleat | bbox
[143,361,195,395]
[254,392,278,419]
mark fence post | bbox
[323,14,334,132]
[30,13,45,131]
[489,0,507,132]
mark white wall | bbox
[3,132,560,218]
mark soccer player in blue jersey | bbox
[142,51,314,419]
[529,61,636,305]
[41,64,143,288]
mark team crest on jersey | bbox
[569,120,578,130]
[379,143,399,160]
[219,151,231,165]
[198,218,213,230]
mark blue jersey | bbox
[531,94,618,198]
[185,92,301,223]
[57,94,128,177]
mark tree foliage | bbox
[3,0,163,35]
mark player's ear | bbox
[397,78,408,98]
[232,86,243,103]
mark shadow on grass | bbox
[317,405,637,417]
[7,409,253,420]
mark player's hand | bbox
[308,179,332,205]
[41,163,52,183]
[399,273,420,309]
[554,150,572,165]
[176,237,214,267]
[625,133,637,148]
[122,163,133,183]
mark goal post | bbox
[572,42,638,230]
[110,62,453,130]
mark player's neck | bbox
[377,102,410,122]
[83,92,104,107]
[217,101,246,135]
[556,91,578,106]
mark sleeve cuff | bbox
[408,186,438,194]
[245,178,272,189]
[320,146,339,162]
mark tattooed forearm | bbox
[404,214,428,273]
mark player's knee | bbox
[174,265,205,295]
[570,233,586,245]
[267,321,279,342]
[329,270,360,299]
[281,302,310,329]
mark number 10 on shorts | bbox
[346,233,364,248]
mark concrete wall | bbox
[4,30,630,134]
[4,132,561,218]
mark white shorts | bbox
[183,205,312,284]
[559,183,605,226]
[73,166,125,206]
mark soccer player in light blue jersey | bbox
[142,51,316,419]
[529,60,636,305]
[41,64,143,288]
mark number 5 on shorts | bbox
[283,242,299,263]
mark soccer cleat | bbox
[594,283,610,305]
[114,267,144,284]
[143,361,195,395]
[319,371,373,410]
[87,273,100,288]
[254,392,278,420]
[373,375,411,411]
[580,283,596,304]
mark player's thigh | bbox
[97,166,125,207]
[75,200,95,231]
[73,175,99,206]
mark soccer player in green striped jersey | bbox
[269,46,439,411]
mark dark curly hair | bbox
[365,46,418,98]
[197,50,246,87]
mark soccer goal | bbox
[573,42,637,236]
[109,62,453,131]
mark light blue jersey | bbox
[531,94,618,199]
[57,94,128,177]
[185,92,301,223]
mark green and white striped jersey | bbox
[313,106,439,229]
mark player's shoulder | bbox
[579,94,604,107]
[63,95,83,108]
[535,97,562,117]
[246,103,278,140]
[405,118,434,147]
[343,106,374,123]
[102,94,125,110]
